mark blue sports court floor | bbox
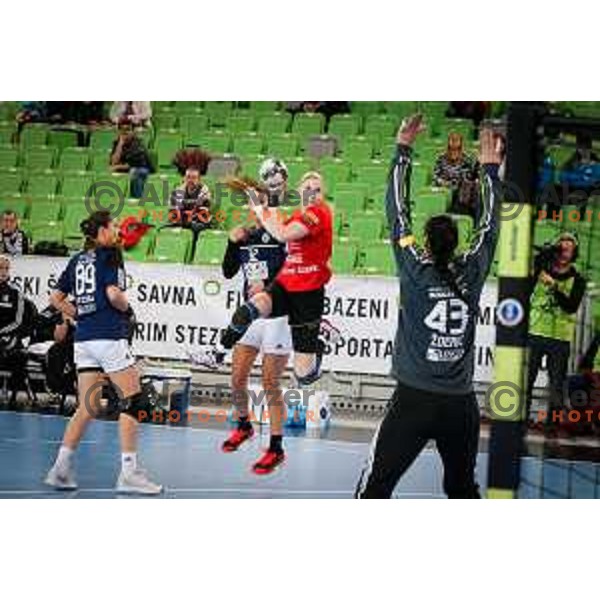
[1,410,599,498]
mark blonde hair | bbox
[299,171,326,200]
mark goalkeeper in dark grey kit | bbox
[355,115,503,499]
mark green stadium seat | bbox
[285,158,313,187]
[29,200,62,224]
[291,113,325,138]
[25,174,60,197]
[89,149,112,172]
[62,202,90,240]
[0,196,29,220]
[411,165,433,190]
[328,114,361,141]
[331,242,358,274]
[258,113,291,135]
[345,212,384,241]
[343,137,373,164]
[90,129,117,150]
[352,160,388,186]
[357,242,396,276]
[418,190,449,215]
[364,114,397,140]
[0,124,16,146]
[454,214,474,253]
[153,113,179,131]
[61,175,94,199]
[0,147,19,170]
[195,231,228,266]
[383,102,418,120]
[58,148,90,173]
[155,132,183,168]
[171,102,202,115]
[180,115,210,143]
[248,101,281,114]
[30,222,63,245]
[0,172,24,195]
[265,134,299,158]
[20,125,49,147]
[232,133,265,157]
[319,159,351,194]
[47,130,79,151]
[124,229,155,262]
[205,102,233,129]
[22,147,56,171]
[334,189,366,214]
[200,131,231,155]
[227,112,256,134]
[153,227,192,263]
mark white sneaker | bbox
[188,347,226,370]
[116,468,163,495]
[44,464,78,491]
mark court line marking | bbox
[0,487,442,498]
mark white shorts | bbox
[74,339,136,374]
[238,317,292,355]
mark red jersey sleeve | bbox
[296,204,324,235]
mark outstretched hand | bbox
[396,113,426,146]
[479,128,503,165]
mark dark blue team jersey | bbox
[222,227,286,299]
[57,247,130,342]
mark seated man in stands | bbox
[110,123,155,198]
[0,210,29,256]
[169,165,213,259]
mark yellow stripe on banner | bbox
[497,203,533,279]
[486,488,516,499]
[489,346,527,422]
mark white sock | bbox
[121,452,137,474]
[55,445,74,471]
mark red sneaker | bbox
[222,427,254,453]
[252,449,285,475]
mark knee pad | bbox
[291,321,320,354]
[221,303,260,349]
[120,391,153,420]
[232,302,260,332]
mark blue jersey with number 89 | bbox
[57,247,129,342]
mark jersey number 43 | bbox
[424,298,469,336]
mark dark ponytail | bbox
[80,210,123,267]
[425,215,469,306]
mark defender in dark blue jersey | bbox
[45,211,161,495]
[355,116,503,499]
[195,159,293,475]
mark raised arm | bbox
[464,129,503,282]
[386,114,426,272]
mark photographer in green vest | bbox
[526,232,587,432]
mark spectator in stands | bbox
[562,134,600,171]
[110,123,155,198]
[526,232,587,433]
[0,210,29,256]
[433,132,479,189]
[110,101,152,128]
[169,166,213,258]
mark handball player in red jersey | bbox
[192,172,333,469]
